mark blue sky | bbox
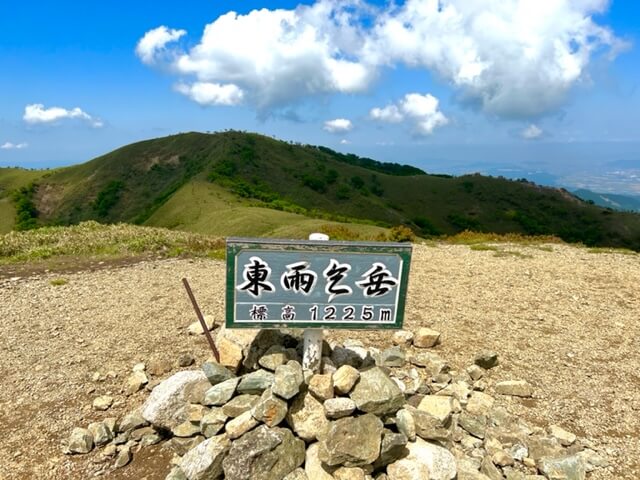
[1,0,639,195]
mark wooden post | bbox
[302,233,329,373]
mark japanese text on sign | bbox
[226,238,412,330]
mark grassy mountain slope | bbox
[0,168,51,233]
[2,131,640,250]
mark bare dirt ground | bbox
[1,243,638,479]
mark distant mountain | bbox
[573,189,640,213]
[2,131,640,251]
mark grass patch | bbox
[587,247,637,256]
[0,221,224,264]
[50,278,68,286]
[446,230,563,246]
[469,244,500,252]
[493,250,533,259]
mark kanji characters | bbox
[281,304,296,321]
[238,256,275,298]
[355,262,399,297]
[281,261,317,294]
[323,259,353,302]
[249,304,269,321]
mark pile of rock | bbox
[65,326,608,480]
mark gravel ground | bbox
[0,242,638,479]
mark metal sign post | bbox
[225,236,413,372]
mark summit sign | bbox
[226,237,412,329]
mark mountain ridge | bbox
[2,131,640,251]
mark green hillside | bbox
[2,131,640,250]
[0,167,51,233]
[574,189,640,213]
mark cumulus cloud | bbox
[370,93,448,135]
[136,26,186,65]
[340,139,351,145]
[139,0,624,118]
[324,118,353,133]
[522,124,543,139]
[1,142,28,150]
[175,82,244,106]
[23,104,103,127]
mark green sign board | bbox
[226,237,412,329]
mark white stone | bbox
[388,437,456,480]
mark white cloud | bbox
[522,124,543,139]
[324,118,353,133]
[370,93,448,135]
[23,104,103,127]
[340,139,351,145]
[1,142,28,150]
[175,82,244,106]
[368,0,625,118]
[139,0,624,118]
[136,26,186,65]
[370,104,403,123]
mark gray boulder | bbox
[349,367,404,416]
[222,425,305,480]
[180,434,231,480]
[318,413,383,467]
[142,370,207,430]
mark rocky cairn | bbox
[65,326,608,479]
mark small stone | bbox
[237,369,275,394]
[114,446,132,468]
[118,411,148,432]
[222,394,260,417]
[409,351,450,376]
[126,370,149,395]
[102,444,117,458]
[258,345,290,371]
[334,466,366,480]
[273,361,305,400]
[309,374,334,401]
[396,409,416,441]
[172,421,202,437]
[141,432,162,446]
[549,425,577,446]
[225,410,259,439]
[495,380,533,397]
[286,390,330,442]
[184,379,214,404]
[319,413,383,467]
[392,330,414,347]
[180,434,231,480]
[187,315,215,335]
[178,353,196,367]
[130,426,155,441]
[203,377,240,406]
[466,392,495,416]
[187,404,209,423]
[349,367,404,416]
[283,468,309,480]
[537,454,586,480]
[251,388,288,427]
[410,406,452,442]
[202,361,235,386]
[166,436,205,456]
[133,362,146,373]
[215,334,245,372]
[88,422,112,446]
[147,358,173,376]
[333,365,360,395]
[387,437,456,480]
[324,397,357,419]
[413,327,441,348]
[458,412,486,439]
[92,395,114,411]
[576,449,609,472]
[200,408,227,438]
[416,395,455,423]
[374,429,409,469]
[492,450,514,467]
[377,346,406,367]
[305,443,334,480]
[474,351,499,370]
[480,456,503,480]
[467,365,485,381]
[67,428,94,454]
